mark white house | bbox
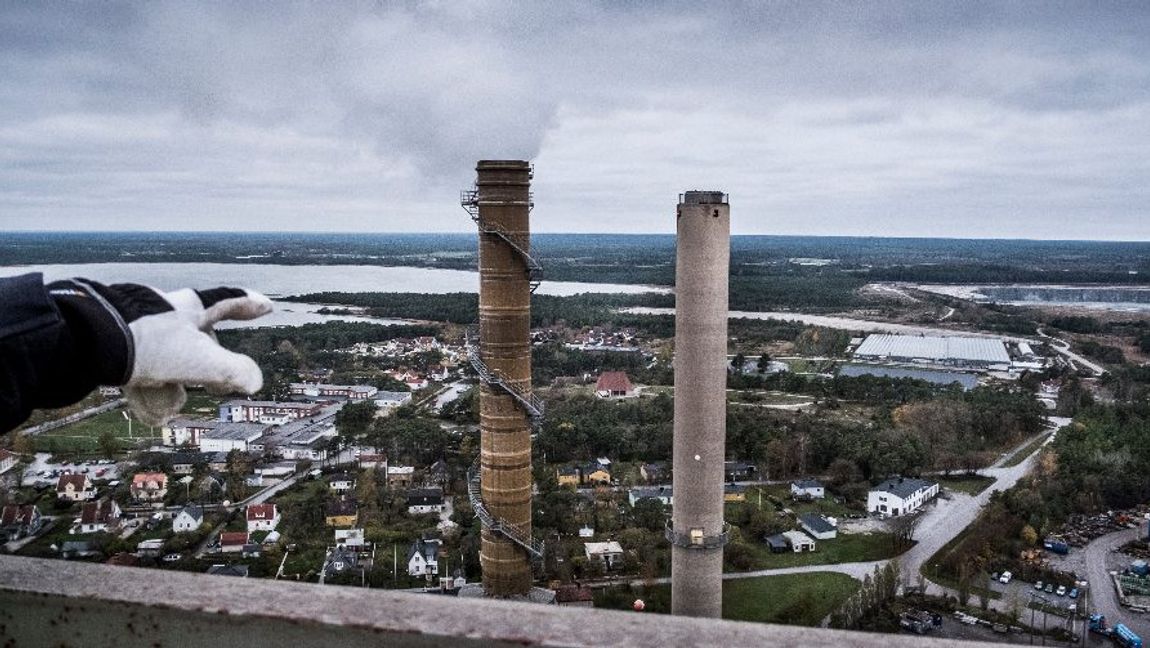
[867,477,940,517]
[408,538,440,577]
[75,499,121,534]
[246,503,280,533]
[327,473,355,494]
[406,488,445,515]
[173,505,204,533]
[584,541,625,570]
[798,513,838,540]
[790,479,825,500]
[781,530,816,553]
[56,473,95,502]
[373,391,412,413]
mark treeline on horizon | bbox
[2,231,1147,287]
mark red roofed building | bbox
[130,472,169,502]
[246,503,280,533]
[595,371,634,398]
[1,504,42,541]
[219,531,249,553]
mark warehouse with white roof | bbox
[853,334,1011,369]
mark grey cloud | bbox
[0,2,1147,239]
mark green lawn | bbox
[1002,433,1052,468]
[749,485,855,519]
[31,408,162,455]
[594,572,860,627]
[731,531,905,571]
[935,474,996,496]
[723,573,861,626]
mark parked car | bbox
[999,571,1013,584]
[1069,588,1079,599]
[162,553,182,562]
[991,572,999,581]
[1056,585,1067,597]
[1045,583,1054,593]
[1035,580,1044,591]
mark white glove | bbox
[48,280,273,426]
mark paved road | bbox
[1083,527,1148,638]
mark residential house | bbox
[582,463,611,485]
[172,505,204,533]
[628,486,673,508]
[556,465,581,488]
[426,364,450,382]
[781,530,816,553]
[387,466,415,489]
[790,479,825,500]
[723,484,747,503]
[130,472,169,502]
[584,541,625,570]
[639,462,668,484]
[407,488,445,515]
[799,513,838,540]
[327,473,355,494]
[0,449,18,475]
[594,371,634,398]
[56,473,95,502]
[168,452,207,475]
[359,453,387,470]
[0,505,42,541]
[555,584,595,608]
[75,499,121,534]
[867,477,939,517]
[325,498,359,528]
[219,531,249,553]
[723,461,757,482]
[764,534,789,554]
[207,564,249,577]
[246,503,280,533]
[323,546,359,578]
[407,538,440,577]
[334,528,366,549]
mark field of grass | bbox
[594,572,859,627]
[935,474,996,496]
[30,408,162,455]
[731,531,904,571]
[750,485,856,519]
[1002,433,1053,468]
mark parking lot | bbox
[19,452,123,488]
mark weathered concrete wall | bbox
[671,191,731,618]
[0,554,1001,648]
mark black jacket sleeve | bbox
[0,273,131,433]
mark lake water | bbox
[0,262,667,330]
[0,262,667,297]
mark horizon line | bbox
[1,230,1147,244]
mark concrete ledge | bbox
[0,554,997,647]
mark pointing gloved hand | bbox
[47,279,273,426]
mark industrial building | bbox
[852,334,1011,369]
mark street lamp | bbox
[122,410,132,438]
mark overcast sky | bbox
[1,2,1147,239]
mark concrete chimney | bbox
[670,190,730,618]
[462,160,544,597]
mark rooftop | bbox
[853,334,1010,364]
[872,476,937,499]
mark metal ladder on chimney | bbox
[466,458,545,561]
[460,189,542,293]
